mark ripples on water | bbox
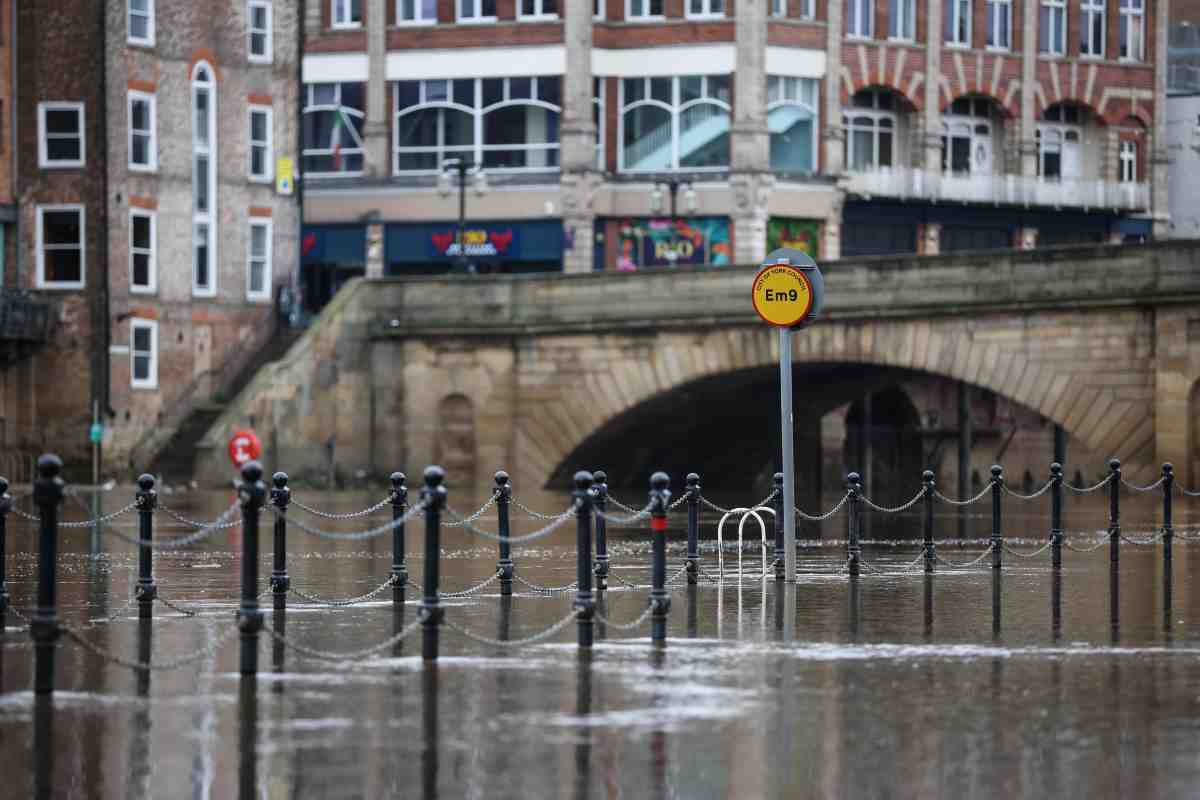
[1,486,1200,798]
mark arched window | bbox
[1037,103,1086,180]
[767,75,819,174]
[393,77,561,173]
[843,88,898,171]
[192,62,216,296]
[619,75,730,172]
[941,96,995,175]
[302,82,365,176]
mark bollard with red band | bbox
[649,472,671,646]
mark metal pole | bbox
[649,472,671,645]
[685,472,699,585]
[457,162,468,274]
[922,470,935,573]
[1050,462,1064,570]
[990,465,1003,569]
[270,472,290,598]
[958,383,971,540]
[847,472,861,578]
[135,474,157,619]
[390,472,408,600]
[32,454,64,696]
[1162,462,1174,574]
[421,466,447,661]
[496,471,513,596]
[1108,458,1121,567]
[594,470,610,591]
[91,400,100,553]
[237,461,266,677]
[772,471,785,580]
[574,471,595,649]
[780,327,797,583]
[0,478,9,621]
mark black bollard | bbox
[1051,568,1062,642]
[32,454,64,696]
[1162,463,1174,576]
[390,472,408,600]
[1050,463,1064,570]
[0,477,10,620]
[495,471,514,596]
[846,472,861,578]
[270,472,291,598]
[573,471,596,648]
[685,473,700,585]
[135,475,158,620]
[593,470,610,592]
[922,470,935,573]
[649,471,671,645]
[772,472,785,581]
[922,573,933,640]
[1108,458,1121,567]
[990,465,1003,570]
[420,466,447,662]
[236,461,266,677]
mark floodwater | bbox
[2,482,1200,799]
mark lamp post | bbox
[439,158,487,274]
[650,178,695,267]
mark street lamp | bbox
[438,158,486,274]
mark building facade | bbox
[299,0,1167,300]
[9,0,299,475]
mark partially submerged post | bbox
[32,455,64,696]
[135,474,157,619]
[593,470,610,591]
[649,472,672,645]
[237,461,266,677]
[574,471,595,648]
[390,472,408,600]
[685,472,700,585]
[421,466,447,661]
[495,471,514,596]
[270,472,291,599]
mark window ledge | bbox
[39,162,86,170]
[249,175,275,185]
[127,38,155,49]
[35,282,86,291]
[129,164,157,174]
[129,286,157,296]
[248,55,274,65]
[457,17,499,24]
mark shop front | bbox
[600,217,732,271]
[766,218,822,258]
[300,225,366,318]
[385,220,565,275]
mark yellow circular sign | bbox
[752,264,814,327]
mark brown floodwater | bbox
[1,482,1200,799]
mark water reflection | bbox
[573,653,592,800]
[34,696,53,800]
[422,666,439,800]
[923,574,933,640]
[238,678,258,800]
[992,569,1002,640]
[1110,565,1121,644]
[128,620,152,797]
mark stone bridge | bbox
[194,241,1200,494]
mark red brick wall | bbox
[593,20,734,46]
[390,21,563,48]
[766,21,825,47]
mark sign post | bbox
[752,249,823,583]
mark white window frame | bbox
[848,0,874,39]
[38,102,85,169]
[303,83,367,178]
[986,0,1012,49]
[332,0,363,28]
[618,75,732,173]
[247,218,273,302]
[248,0,273,63]
[130,318,159,391]
[129,208,157,295]
[1080,0,1105,57]
[767,75,820,174]
[595,0,605,20]
[890,0,916,41]
[800,0,815,18]
[192,63,217,298]
[843,90,898,172]
[249,105,274,182]
[945,0,972,46]
[128,0,155,46]
[35,205,86,290]
[626,0,665,20]
[398,0,437,24]
[518,0,558,20]
[771,0,786,15]
[686,0,725,19]
[1119,139,1138,182]
[1041,0,1066,54]
[127,91,157,172]
[1119,0,1144,61]
[458,0,498,22]
[594,78,605,170]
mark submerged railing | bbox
[1,454,1195,696]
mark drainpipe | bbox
[11,0,18,288]
[296,0,306,309]
[95,0,111,464]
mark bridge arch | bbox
[529,319,1150,490]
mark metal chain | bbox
[60,622,237,672]
[442,494,499,527]
[11,507,39,522]
[1121,477,1165,493]
[699,491,778,516]
[797,492,851,521]
[103,503,242,550]
[58,502,139,529]
[860,487,926,514]
[607,496,645,514]
[276,502,426,542]
[668,494,689,511]
[93,596,139,624]
[608,571,650,590]
[158,503,248,530]
[442,607,579,648]
[156,594,201,617]
[695,567,723,584]
[858,551,927,573]
[289,576,397,607]
[1064,478,1110,494]
[290,495,393,520]
[594,506,653,526]
[264,618,423,663]
[1120,532,1161,546]
[445,504,577,544]
[1003,541,1053,559]
[933,483,995,506]
[512,573,578,594]
[1064,537,1108,552]
[1002,480,1055,501]
[664,564,691,585]
[6,604,31,623]
[593,603,655,632]
[438,570,503,598]
[1178,484,1200,498]
[510,498,572,520]
[934,544,995,568]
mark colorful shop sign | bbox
[766,218,821,259]
[615,217,731,270]
[387,220,564,264]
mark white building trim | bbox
[764,46,827,78]
[592,44,736,76]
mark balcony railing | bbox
[844,168,1150,211]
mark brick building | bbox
[9,1,300,476]
[298,0,1167,298]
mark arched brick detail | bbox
[189,49,221,81]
